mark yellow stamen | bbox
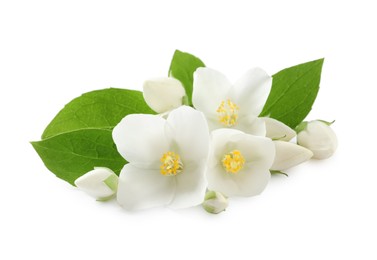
[216,99,239,127]
[160,151,183,176]
[222,150,245,174]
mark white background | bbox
[1,0,376,259]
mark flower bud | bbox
[143,77,186,113]
[263,117,296,141]
[202,191,228,214]
[297,120,338,160]
[74,167,118,201]
[271,141,313,171]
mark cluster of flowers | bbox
[75,67,337,213]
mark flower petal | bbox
[271,141,313,171]
[117,164,175,210]
[168,163,207,209]
[192,68,232,118]
[232,166,271,197]
[166,106,209,163]
[236,115,266,136]
[143,77,186,113]
[112,114,170,168]
[263,117,296,141]
[207,164,270,197]
[234,67,272,116]
[207,164,239,196]
[206,117,223,132]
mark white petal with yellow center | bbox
[207,129,275,197]
[114,106,210,210]
[192,67,272,136]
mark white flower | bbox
[143,77,186,113]
[202,191,229,214]
[271,141,313,171]
[192,67,272,135]
[206,129,275,197]
[297,120,338,159]
[263,117,296,141]
[74,167,118,201]
[112,106,210,210]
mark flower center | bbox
[216,99,239,127]
[222,150,245,174]
[160,151,183,176]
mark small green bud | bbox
[202,191,228,214]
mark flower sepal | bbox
[270,170,288,177]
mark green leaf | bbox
[33,88,155,185]
[260,59,324,128]
[42,88,155,139]
[31,129,126,186]
[168,50,205,105]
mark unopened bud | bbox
[74,167,118,201]
[263,117,296,141]
[202,191,228,214]
[297,120,338,160]
[143,77,186,113]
